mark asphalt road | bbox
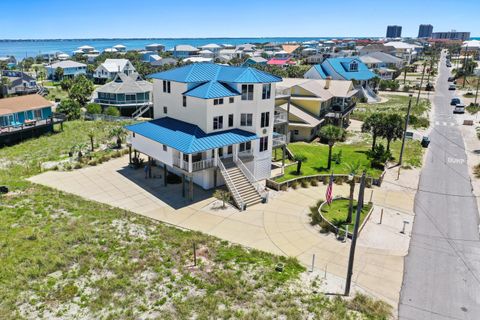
[399,52,480,319]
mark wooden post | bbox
[213,169,217,188]
[163,165,167,186]
[193,242,197,266]
[148,157,152,178]
[189,176,193,201]
[182,174,185,198]
[128,146,132,164]
[379,208,384,224]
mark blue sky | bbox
[1,0,478,39]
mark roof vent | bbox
[324,76,332,90]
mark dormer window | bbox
[349,61,358,72]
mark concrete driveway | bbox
[29,155,416,309]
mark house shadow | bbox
[116,164,213,210]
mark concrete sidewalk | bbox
[29,155,416,308]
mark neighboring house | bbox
[282,44,300,56]
[200,44,222,56]
[359,51,404,80]
[57,53,70,61]
[125,63,283,208]
[183,57,213,63]
[198,50,215,59]
[304,57,378,102]
[0,94,64,146]
[306,53,326,64]
[301,48,317,57]
[0,56,17,68]
[275,78,358,141]
[1,70,39,95]
[150,57,178,67]
[94,72,153,117]
[242,57,268,67]
[267,58,296,67]
[273,50,289,59]
[93,59,136,81]
[46,60,87,80]
[113,44,126,52]
[142,51,162,63]
[358,43,395,55]
[171,45,200,58]
[383,41,422,63]
[235,43,256,55]
[145,43,166,52]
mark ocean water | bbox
[2,37,478,60]
[0,37,356,60]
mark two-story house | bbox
[93,59,136,82]
[125,63,283,209]
[46,60,87,80]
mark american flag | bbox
[325,173,334,205]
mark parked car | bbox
[448,77,455,82]
[454,103,465,114]
[446,61,452,67]
[421,136,430,148]
[449,84,456,90]
[451,97,461,106]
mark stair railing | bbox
[234,157,265,198]
[218,158,245,210]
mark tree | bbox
[60,78,73,91]
[293,154,307,174]
[104,106,120,117]
[87,129,95,152]
[54,67,64,81]
[86,103,102,114]
[68,75,94,106]
[367,143,391,169]
[109,127,126,149]
[344,161,361,223]
[213,189,231,208]
[362,113,386,151]
[383,114,404,152]
[319,125,345,170]
[56,99,81,120]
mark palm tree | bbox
[362,113,386,151]
[319,125,345,170]
[87,129,95,152]
[213,190,231,208]
[383,113,404,152]
[344,161,361,223]
[293,154,307,175]
[109,127,126,149]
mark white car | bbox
[454,103,465,114]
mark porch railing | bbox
[272,133,287,147]
[192,158,215,171]
[274,111,288,124]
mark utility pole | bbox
[399,94,413,166]
[416,60,427,105]
[344,171,366,296]
[475,75,479,107]
[463,46,469,89]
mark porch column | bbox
[179,151,184,169]
[233,144,238,162]
[282,145,286,167]
[182,173,186,198]
[189,175,194,201]
[128,146,132,164]
[188,154,192,173]
[213,148,219,167]
[163,164,167,186]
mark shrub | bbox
[310,206,322,225]
[56,99,81,120]
[88,159,98,166]
[474,164,480,178]
[104,106,121,117]
[403,84,410,92]
[334,176,344,185]
[310,179,318,187]
[280,184,288,191]
[99,155,111,163]
[301,179,309,188]
[319,220,331,233]
[73,163,82,169]
[64,164,72,171]
[111,151,121,158]
[86,103,102,115]
[291,181,299,189]
[367,144,390,169]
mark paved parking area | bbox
[29,155,416,308]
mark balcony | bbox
[94,98,152,107]
[274,110,288,124]
[275,88,291,99]
[272,133,287,147]
[173,157,215,172]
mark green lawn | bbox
[0,120,392,318]
[320,199,372,230]
[45,84,69,101]
[277,142,383,182]
[352,94,431,128]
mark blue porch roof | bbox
[125,117,258,154]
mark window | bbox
[163,80,171,93]
[229,97,234,103]
[218,147,223,157]
[132,133,135,138]
[213,116,223,130]
[259,136,268,152]
[34,109,42,119]
[239,141,251,152]
[163,145,167,151]
[213,98,224,105]
[262,84,271,99]
[183,96,187,107]
[260,112,270,128]
[349,61,358,72]
[240,113,253,126]
[294,130,299,135]
[227,146,233,155]
[228,114,234,127]
[241,84,254,100]
[163,106,168,114]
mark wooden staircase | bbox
[220,159,262,209]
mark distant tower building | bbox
[418,24,433,38]
[386,25,402,38]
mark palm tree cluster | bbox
[361,113,404,152]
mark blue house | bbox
[0,94,64,146]
[242,57,268,67]
[305,57,379,102]
[46,60,87,80]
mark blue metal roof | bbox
[148,63,282,84]
[125,117,258,154]
[184,81,239,99]
[322,57,376,81]
[313,64,328,78]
